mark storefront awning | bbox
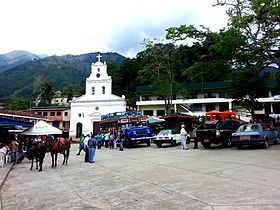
[0,118,34,129]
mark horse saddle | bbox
[59,138,66,145]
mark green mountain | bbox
[0,52,125,101]
[0,50,43,73]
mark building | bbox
[136,80,280,120]
[51,91,69,107]
[69,54,126,138]
[28,107,70,136]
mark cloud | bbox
[0,0,228,58]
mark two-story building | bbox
[28,107,70,136]
[136,80,280,120]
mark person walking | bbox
[109,132,114,149]
[84,134,90,162]
[117,129,124,151]
[76,134,85,155]
[96,132,103,149]
[104,132,110,148]
[9,139,18,163]
[88,136,97,163]
[113,130,117,149]
[180,124,189,150]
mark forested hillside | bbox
[0,50,43,73]
[0,52,125,101]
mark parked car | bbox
[196,120,241,149]
[231,123,280,149]
[152,129,181,148]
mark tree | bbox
[137,39,189,115]
[214,0,280,114]
[166,0,280,114]
[33,75,55,106]
[3,98,32,110]
[214,0,280,68]
[166,25,246,83]
[227,65,265,115]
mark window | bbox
[157,110,165,116]
[57,112,61,116]
[97,68,100,72]
[218,92,225,98]
[50,112,55,116]
[143,110,153,116]
[190,104,202,112]
[64,112,68,116]
[52,122,59,128]
[206,104,215,112]
[102,86,105,94]
[37,112,42,115]
[43,112,48,116]
[190,93,197,99]
[204,93,215,98]
[92,87,95,95]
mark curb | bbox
[0,163,14,210]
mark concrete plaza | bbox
[1,143,280,210]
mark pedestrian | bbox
[76,134,85,155]
[84,134,90,162]
[180,124,189,150]
[104,132,110,148]
[117,129,124,151]
[109,132,114,149]
[9,139,18,163]
[96,131,102,149]
[113,130,117,149]
[88,136,97,163]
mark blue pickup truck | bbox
[124,126,153,148]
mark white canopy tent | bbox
[147,116,165,125]
[22,121,62,135]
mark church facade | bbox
[69,55,126,138]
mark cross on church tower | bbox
[96,54,102,62]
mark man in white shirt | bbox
[180,125,189,150]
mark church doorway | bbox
[92,122,100,135]
[76,123,83,138]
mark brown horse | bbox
[45,137,71,167]
[26,142,47,172]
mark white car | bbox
[153,129,181,148]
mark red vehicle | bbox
[205,110,237,121]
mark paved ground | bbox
[1,142,280,210]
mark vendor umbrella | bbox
[22,120,62,135]
[147,116,165,125]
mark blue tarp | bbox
[0,118,34,129]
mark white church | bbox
[69,54,126,138]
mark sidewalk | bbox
[0,163,14,209]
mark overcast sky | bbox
[0,0,229,58]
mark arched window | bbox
[102,86,105,94]
[92,87,95,95]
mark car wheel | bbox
[171,140,176,146]
[274,137,279,145]
[237,145,243,149]
[147,139,150,147]
[223,137,232,148]
[263,139,269,149]
[155,142,162,148]
[202,143,211,149]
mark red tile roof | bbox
[0,109,46,119]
